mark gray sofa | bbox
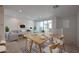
[5,30,22,41]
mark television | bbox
[20,25,25,28]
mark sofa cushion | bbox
[0,46,6,52]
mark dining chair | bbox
[52,34,64,53]
[48,43,60,53]
[46,34,64,53]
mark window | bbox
[44,21,48,32]
[40,21,43,30]
[36,20,52,32]
[48,20,52,29]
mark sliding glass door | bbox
[36,20,52,33]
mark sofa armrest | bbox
[0,40,6,45]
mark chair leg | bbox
[49,48,52,53]
[59,45,65,53]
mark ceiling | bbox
[4,5,79,20]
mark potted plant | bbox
[33,26,36,33]
[5,26,10,40]
[5,26,9,32]
[41,30,45,33]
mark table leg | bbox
[29,40,33,52]
[25,39,27,49]
[38,44,42,53]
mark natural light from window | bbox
[36,20,52,33]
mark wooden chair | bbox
[48,44,60,53]
[48,34,64,53]
[57,35,65,52]
[23,34,32,51]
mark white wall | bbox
[0,6,5,41]
[56,15,77,46]
[56,13,79,47]
[63,16,77,45]
[77,12,79,47]
[4,15,34,31]
[56,17,63,34]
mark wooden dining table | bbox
[24,34,46,53]
[23,33,64,53]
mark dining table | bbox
[24,34,47,53]
[23,33,64,53]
